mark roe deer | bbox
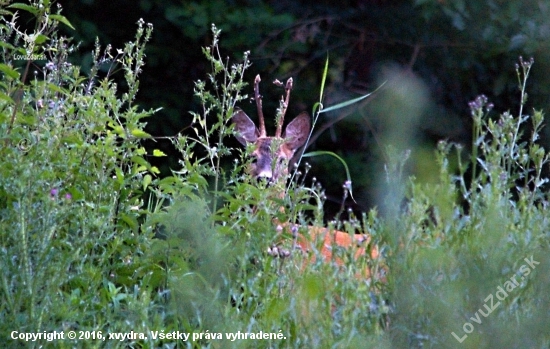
[232,75,380,278]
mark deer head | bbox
[232,75,310,182]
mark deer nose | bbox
[256,169,273,180]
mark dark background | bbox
[58,0,550,217]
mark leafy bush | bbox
[0,2,160,346]
[0,2,549,349]
[388,58,550,348]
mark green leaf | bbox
[131,155,149,168]
[47,83,67,94]
[150,166,160,174]
[143,174,152,191]
[114,167,125,185]
[0,42,16,51]
[0,64,20,79]
[318,54,329,105]
[49,14,75,30]
[0,92,14,104]
[153,149,167,157]
[60,134,83,146]
[120,213,139,231]
[67,187,83,201]
[130,129,151,138]
[302,150,356,202]
[33,34,48,45]
[110,125,126,137]
[8,3,39,16]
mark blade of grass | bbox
[302,150,356,202]
[319,81,386,114]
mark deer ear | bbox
[283,112,310,151]
[232,108,259,145]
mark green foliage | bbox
[1,2,549,348]
[389,57,550,348]
[416,0,550,54]
[0,2,160,346]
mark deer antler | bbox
[254,75,266,137]
[275,77,293,137]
